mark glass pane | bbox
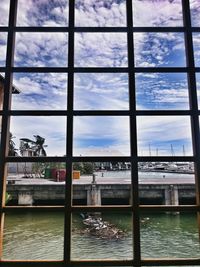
[134,32,186,67]
[0,0,10,26]
[74,73,129,110]
[133,0,183,27]
[3,212,64,260]
[10,116,66,157]
[17,0,69,26]
[137,116,193,156]
[193,33,200,67]
[12,73,67,110]
[73,116,130,156]
[14,33,68,67]
[72,162,131,206]
[0,33,7,67]
[190,0,200,27]
[75,33,128,67]
[141,212,200,258]
[71,212,133,260]
[136,73,189,110]
[6,162,66,206]
[138,162,195,205]
[196,73,200,109]
[75,0,126,27]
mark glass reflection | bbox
[73,116,130,156]
[134,32,186,67]
[12,73,67,110]
[136,73,189,110]
[74,73,129,110]
[133,0,183,27]
[14,33,68,67]
[75,33,127,67]
[193,33,200,67]
[137,116,193,156]
[190,0,200,27]
[0,0,10,26]
[17,0,69,26]
[10,116,66,157]
[75,0,126,27]
[0,33,7,67]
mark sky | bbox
[0,0,199,157]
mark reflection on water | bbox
[2,212,200,260]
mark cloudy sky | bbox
[0,0,199,157]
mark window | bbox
[1,0,200,266]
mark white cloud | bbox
[0,0,10,26]
[133,0,183,27]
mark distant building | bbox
[0,74,20,110]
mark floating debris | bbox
[82,215,125,240]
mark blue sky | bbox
[0,0,199,156]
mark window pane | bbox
[74,73,129,110]
[190,0,200,27]
[72,162,131,206]
[14,33,68,67]
[3,212,64,260]
[73,116,130,156]
[17,0,69,26]
[136,73,189,110]
[75,33,128,67]
[0,0,10,26]
[193,33,200,67]
[133,0,183,27]
[141,212,200,258]
[12,73,67,110]
[0,33,7,67]
[75,0,126,27]
[10,116,66,157]
[137,116,193,156]
[138,162,195,205]
[196,73,200,109]
[71,212,133,260]
[6,162,66,206]
[134,33,186,67]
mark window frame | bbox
[0,0,200,266]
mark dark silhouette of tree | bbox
[9,133,18,156]
[20,135,47,156]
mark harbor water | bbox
[2,212,200,261]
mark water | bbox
[2,212,200,261]
[94,170,194,180]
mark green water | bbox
[2,212,200,261]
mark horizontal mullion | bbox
[70,260,133,266]
[15,27,69,32]
[73,110,130,116]
[132,27,185,32]
[71,205,132,213]
[2,206,65,212]
[134,67,189,72]
[1,110,199,116]
[0,261,64,267]
[137,156,194,162]
[141,258,200,266]
[135,110,193,116]
[140,205,200,212]
[74,27,127,32]
[72,156,133,162]
[5,156,67,162]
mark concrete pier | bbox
[6,175,195,205]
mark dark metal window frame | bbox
[0,0,200,266]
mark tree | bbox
[20,135,47,156]
[9,133,18,156]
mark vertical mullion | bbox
[127,0,141,265]
[182,0,200,235]
[64,0,75,264]
[0,0,17,258]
